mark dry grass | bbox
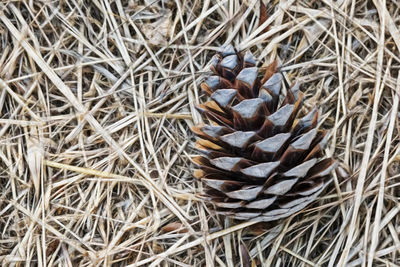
[0,0,399,266]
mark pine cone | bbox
[192,45,337,222]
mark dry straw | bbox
[0,0,399,266]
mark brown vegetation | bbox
[0,0,399,266]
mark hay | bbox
[0,0,399,266]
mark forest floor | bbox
[0,0,400,266]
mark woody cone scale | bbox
[192,45,337,222]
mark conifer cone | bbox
[192,45,337,222]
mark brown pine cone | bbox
[192,45,337,222]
